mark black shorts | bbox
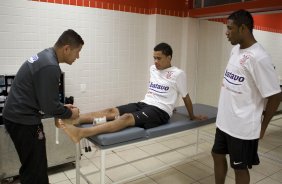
[212,128,260,169]
[116,102,170,129]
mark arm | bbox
[182,93,207,120]
[35,66,73,119]
[260,92,281,139]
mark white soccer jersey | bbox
[216,43,281,140]
[141,65,188,117]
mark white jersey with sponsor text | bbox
[141,65,188,117]
[216,43,281,140]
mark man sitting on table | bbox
[57,42,207,143]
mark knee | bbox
[212,152,226,162]
[234,168,249,180]
[119,113,134,125]
[234,169,248,175]
[211,151,218,161]
[211,151,218,158]
[105,107,119,116]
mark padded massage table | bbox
[75,103,217,184]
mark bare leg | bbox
[212,152,228,184]
[234,169,250,184]
[55,118,79,127]
[60,113,135,143]
[79,107,120,124]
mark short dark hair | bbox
[228,9,254,33]
[154,43,173,57]
[55,29,84,48]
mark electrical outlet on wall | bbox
[80,84,86,93]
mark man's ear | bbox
[240,24,248,33]
[168,55,172,60]
[63,45,71,54]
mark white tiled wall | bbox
[0,0,149,113]
[254,30,282,79]
[0,0,194,113]
[0,0,281,113]
[196,20,231,106]
[196,19,282,106]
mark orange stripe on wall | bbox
[31,0,188,17]
[209,12,282,34]
[31,0,282,34]
[254,13,282,34]
[189,0,282,18]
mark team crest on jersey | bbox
[28,55,39,63]
[239,54,250,65]
[166,71,173,79]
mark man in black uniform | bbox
[3,29,84,184]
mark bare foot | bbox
[60,121,82,143]
[62,118,80,125]
[55,118,66,128]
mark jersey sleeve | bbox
[248,56,281,98]
[176,70,189,98]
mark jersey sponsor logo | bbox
[224,70,245,85]
[149,82,169,93]
[27,55,39,63]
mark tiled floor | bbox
[5,115,282,184]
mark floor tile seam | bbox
[267,169,282,183]
[113,145,140,153]
[60,171,75,183]
[253,176,274,184]
[146,167,197,184]
[113,147,151,163]
[259,145,282,156]
[258,153,282,166]
[110,163,173,184]
[63,171,75,181]
[91,145,188,171]
[191,156,214,169]
[188,159,214,173]
[137,142,172,155]
[172,163,211,181]
[192,173,215,183]
[92,151,135,171]
[53,178,72,184]
[262,136,282,145]
[112,149,163,170]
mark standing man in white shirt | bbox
[56,42,207,143]
[212,9,281,184]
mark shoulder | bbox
[230,45,240,55]
[253,43,270,60]
[38,48,59,65]
[166,67,186,81]
[245,43,271,65]
[28,48,59,73]
[170,66,184,75]
[150,65,156,70]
